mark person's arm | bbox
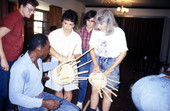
[0,27,11,71]
[104,28,128,75]
[9,66,43,108]
[50,47,67,63]
[104,51,127,76]
[42,61,58,72]
[72,34,82,59]
[10,60,61,109]
[9,67,61,109]
[89,45,100,73]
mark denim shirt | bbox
[9,51,58,108]
[132,74,170,111]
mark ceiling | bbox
[76,0,170,9]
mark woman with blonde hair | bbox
[89,9,128,111]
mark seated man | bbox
[131,74,170,111]
[9,34,79,111]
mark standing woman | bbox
[89,9,128,111]
[76,10,96,110]
[45,9,82,102]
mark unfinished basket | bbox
[89,72,107,89]
[52,63,75,85]
[89,72,120,102]
[52,48,94,85]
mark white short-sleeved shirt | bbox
[89,27,128,58]
[45,28,82,91]
[49,28,82,61]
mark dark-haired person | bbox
[9,34,79,111]
[45,9,82,102]
[49,25,57,32]
[76,10,97,109]
[0,0,39,110]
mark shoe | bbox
[77,102,83,110]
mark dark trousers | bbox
[0,61,15,110]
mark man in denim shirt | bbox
[9,34,79,111]
[131,74,170,111]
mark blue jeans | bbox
[77,49,91,103]
[90,56,120,89]
[0,61,15,110]
[131,74,170,111]
[18,92,79,111]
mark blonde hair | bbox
[94,9,118,35]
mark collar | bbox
[16,10,24,19]
[23,51,33,64]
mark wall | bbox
[38,0,85,13]
[161,19,170,63]
[0,0,8,21]
[37,0,86,30]
[36,0,50,11]
[9,0,86,13]
[85,8,170,18]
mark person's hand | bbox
[59,56,67,63]
[93,65,101,73]
[70,55,75,60]
[42,99,61,110]
[103,68,114,76]
[1,57,9,71]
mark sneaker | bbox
[77,103,83,110]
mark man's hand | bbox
[42,99,61,110]
[1,57,9,71]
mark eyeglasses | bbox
[26,6,35,13]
